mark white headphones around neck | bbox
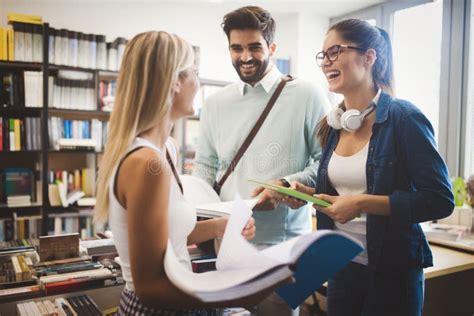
[327,102,376,132]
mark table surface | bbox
[425,244,474,279]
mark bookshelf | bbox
[0,23,115,242]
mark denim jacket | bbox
[316,91,454,272]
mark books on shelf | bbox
[51,71,96,111]
[0,28,14,61]
[8,22,43,63]
[1,71,25,108]
[1,168,37,205]
[0,117,42,152]
[46,209,100,240]
[16,294,102,316]
[49,117,108,151]
[165,196,363,307]
[99,79,116,111]
[48,168,95,207]
[24,71,45,107]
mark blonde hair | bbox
[94,31,195,223]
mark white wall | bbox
[0,0,4,27]
[1,0,330,84]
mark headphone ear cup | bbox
[327,107,344,130]
[341,109,363,132]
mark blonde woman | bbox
[95,31,281,315]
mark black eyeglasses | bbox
[315,44,365,67]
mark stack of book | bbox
[1,168,37,206]
[0,248,41,299]
[17,294,102,315]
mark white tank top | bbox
[328,142,369,265]
[108,137,196,291]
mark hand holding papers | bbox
[164,195,363,308]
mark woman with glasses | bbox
[287,19,454,316]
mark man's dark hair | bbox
[221,6,275,46]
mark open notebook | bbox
[165,195,363,308]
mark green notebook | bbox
[248,180,331,208]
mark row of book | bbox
[48,169,95,196]
[0,215,41,243]
[0,253,34,283]
[5,14,43,63]
[1,70,103,111]
[17,294,103,315]
[48,25,128,72]
[1,70,46,108]
[23,71,44,108]
[0,117,42,151]
[48,117,108,151]
[51,78,97,111]
[98,79,116,111]
[0,28,15,61]
[47,211,102,240]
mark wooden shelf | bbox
[0,150,42,155]
[46,205,94,213]
[97,70,119,79]
[0,61,43,71]
[0,107,42,116]
[49,149,98,154]
[0,203,43,211]
[48,64,97,73]
[48,108,110,119]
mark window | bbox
[392,1,443,141]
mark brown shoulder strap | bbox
[166,149,183,194]
[213,75,293,194]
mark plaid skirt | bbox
[117,287,222,316]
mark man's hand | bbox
[250,180,285,211]
[281,182,315,209]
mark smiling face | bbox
[321,30,373,95]
[229,29,275,85]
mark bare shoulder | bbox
[116,148,169,206]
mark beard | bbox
[233,58,270,85]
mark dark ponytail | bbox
[317,19,394,148]
[373,26,394,96]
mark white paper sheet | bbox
[216,195,279,271]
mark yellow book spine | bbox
[18,218,25,241]
[7,29,14,61]
[0,28,4,60]
[81,168,87,193]
[7,13,42,25]
[3,29,8,60]
[14,119,21,151]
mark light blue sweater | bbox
[193,67,330,244]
